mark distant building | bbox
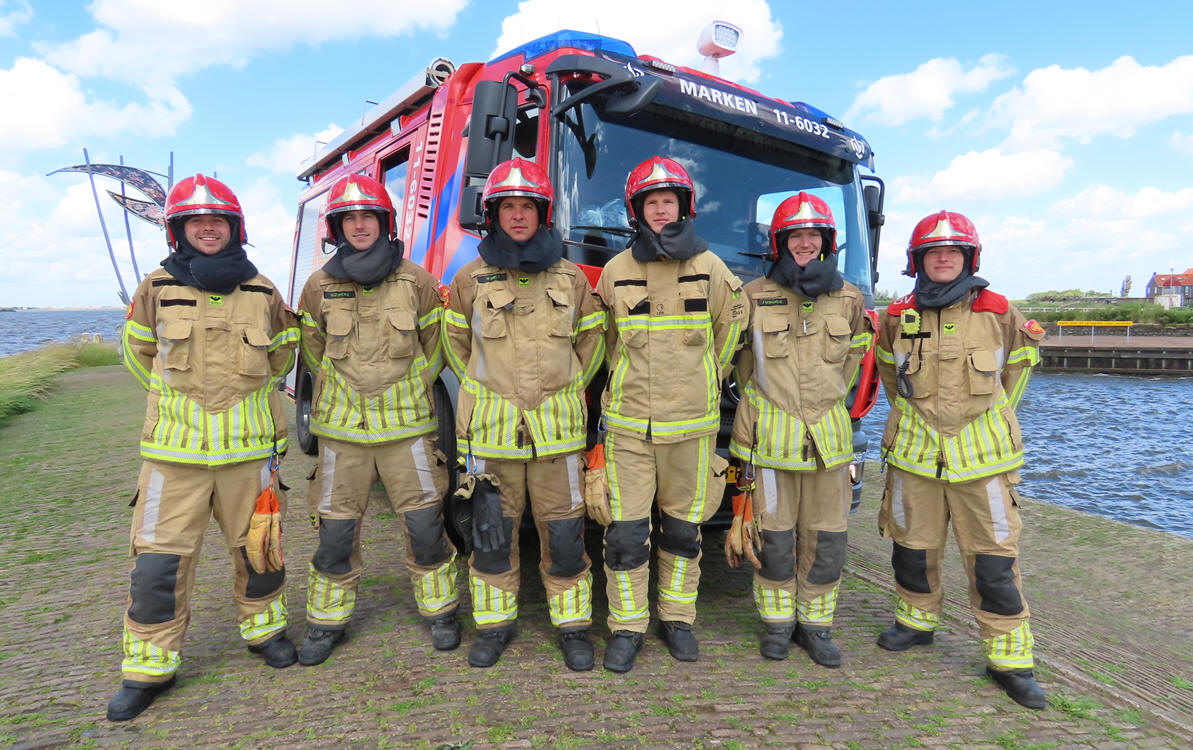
[1146,269,1193,308]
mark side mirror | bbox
[459,185,485,232]
[862,177,885,284]
[463,80,517,180]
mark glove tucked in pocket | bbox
[583,443,613,527]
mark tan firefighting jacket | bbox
[729,277,873,471]
[444,257,605,460]
[597,249,747,444]
[297,263,444,444]
[122,268,298,465]
[874,290,1043,483]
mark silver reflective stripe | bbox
[259,463,270,492]
[751,326,769,395]
[565,453,583,511]
[410,437,437,503]
[141,467,165,544]
[469,307,487,381]
[891,471,906,530]
[761,468,778,516]
[986,477,1011,543]
[319,445,336,515]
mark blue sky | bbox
[2,0,1191,307]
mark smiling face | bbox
[338,210,382,251]
[183,215,231,256]
[921,245,966,283]
[641,189,680,233]
[785,228,824,267]
[497,196,540,242]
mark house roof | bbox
[1151,269,1193,287]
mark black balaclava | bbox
[321,212,404,286]
[768,229,843,299]
[161,217,257,294]
[913,247,988,308]
[477,224,563,273]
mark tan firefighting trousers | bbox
[603,432,724,633]
[879,466,1035,670]
[305,435,457,628]
[467,453,592,631]
[751,465,850,626]
[121,459,287,683]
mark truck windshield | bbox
[552,100,873,302]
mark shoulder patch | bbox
[1022,319,1045,340]
[972,289,1009,314]
[886,293,917,316]
[125,301,135,320]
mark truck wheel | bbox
[296,362,318,456]
[434,379,464,551]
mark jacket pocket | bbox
[386,309,417,359]
[546,287,574,338]
[240,327,271,377]
[618,288,649,349]
[159,320,193,373]
[481,289,514,339]
[324,311,353,360]
[968,350,999,395]
[761,313,789,358]
[824,315,851,363]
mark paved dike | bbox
[1,365,1191,749]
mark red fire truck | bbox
[285,27,885,511]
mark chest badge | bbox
[361,286,375,295]
[208,295,223,306]
[943,322,957,335]
[801,301,814,314]
[518,276,531,287]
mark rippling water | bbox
[862,372,1193,539]
[0,309,127,357]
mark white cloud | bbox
[1051,184,1193,220]
[846,54,1013,127]
[0,0,31,36]
[41,0,470,86]
[993,55,1193,150]
[247,125,345,176]
[0,57,191,154]
[1169,131,1193,156]
[238,178,300,294]
[491,0,782,83]
[892,148,1073,205]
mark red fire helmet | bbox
[482,157,553,227]
[325,173,396,240]
[769,192,837,261]
[905,210,981,276]
[624,156,696,226]
[165,174,246,247]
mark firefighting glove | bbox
[247,483,284,574]
[467,474,506,553]
[724,492,761,569]
[583,443,613,527]
[450,476,478,553]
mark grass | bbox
[0,342,119,427]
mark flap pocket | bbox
[826,316,852,337]
[325,312,353,337]
[970,349,999,373]
[546,288,571,307]
[969,350,998,395]
[762,314,789,334]
[620,289,649,316]
[243,327,271,348]
[161,320,193,341]
[486,289,516,310]
[387,309,417,358]
[388,309,416,332]
[240,327,270,376]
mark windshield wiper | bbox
[570,224,635,237]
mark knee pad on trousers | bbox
[758,528,795,582]
[974,554,1024,615]
[128,552,180,625]
[547,516,586,578]
[604,518,651,571]
[472,517,515,574]
[240,548,286,599]
[404,505,453,567]
[658,513,700,559]
[313,518,357,576]
[892,542,932,594]
[807,530,847,586]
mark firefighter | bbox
[295,173,459,665]
[109,174,300,722]
[443,157,605,670]
[593,156,746,672]
[874,210,1046,709]
[727,193,872,666]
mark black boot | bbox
[298,626,345,666]
[428,612,461,651]
[559,627,594,671]
[106,676,175,722]
[248,631,298,668]
[877,622,934,651]
[603,630,644,673]
[794,624,841,668]
[468,625,515,668]
[987,667,1047,710]
[760,622,795,660]
[658,620,699,662]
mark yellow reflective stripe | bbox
[608,570,648,623]
[414,557,459,614]
[575,309,605,334]
[306,564,356,623]
[717,314,741,372]
[311,359,435,443]
[442,308,469,376]
[850,332,873,349]
[1005,345,1038,366]
[894,598,938,631]
[122,322,153,389]
[121,629,181,678]
[298,315,320,372]
[875,345,895,365]
[462,377,587,459]
[1005,368,1032,411]
[612,314,709,330]
[142,376,277,465]
[418,306,443,329]
[548,572,593,627]
[240,595,288,642]
[753,579,795,620]
[743,382,853,470]
[797,586,839,625]
[984,621,1034,669]
[659,553,698,603]
[470,576,518,626]
[578,332,605,388]
[270,325,300,352]
[606,431,625,519]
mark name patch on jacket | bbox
[757,298,788,306]
[160,298,196,307]
[477,273,508,284]
[324,290,356,299]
